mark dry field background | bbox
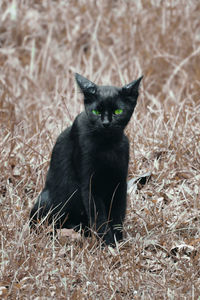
[0,0,200,299]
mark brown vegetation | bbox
[0,0,200,298]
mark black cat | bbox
[30,73,143,245]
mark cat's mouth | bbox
[101,124,113,131]
[93,125,112,134]
[100,125,122,136]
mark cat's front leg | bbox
[91,195,115,245]
[82,189,115,244]
[110,181,127,242]
[80,174,115,245]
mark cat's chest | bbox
[96,148,120,165]
[93,144,128,175]
[79,133,129,174]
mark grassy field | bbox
[0,0,200,299]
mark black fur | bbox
[30,73,143,245]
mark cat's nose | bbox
[102,121,110,128]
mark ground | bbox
[0,1,200,299]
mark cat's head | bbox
[75,73,143,132]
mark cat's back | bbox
[48,121,76,169]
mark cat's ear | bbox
[121,76,143,99]
[75,73,97,97]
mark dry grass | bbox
[0,0,200,299]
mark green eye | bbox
[114,109,123,115]
[92,109,100,115]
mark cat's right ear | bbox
[75,73,97,99]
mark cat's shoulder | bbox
[56,112,86,141]
[75,111,88,125]
[122,133,129,145]
[71,112,89,134]
[57,126,71,143]
[120,134,129,154]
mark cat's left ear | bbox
[121,76,143,98]
[75,73,97,97]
